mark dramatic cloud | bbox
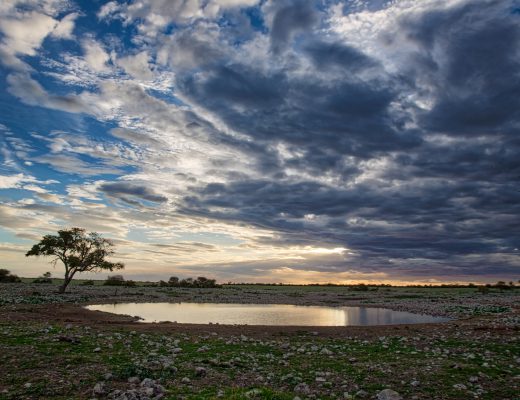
[99,182,168,204]
[266,0,318,54]
[0,0,518,283]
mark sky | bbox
[0,0,519,284]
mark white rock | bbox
[294,383,311,394]
[246,389,262,397]
[376,389,402,400]
[140,378,155,388]
[142,387,154,396]
[92,382,105,395]
[453,383,467,390]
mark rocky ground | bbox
[0,283,518,399]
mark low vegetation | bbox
[0,281,518,400]
[104,275,137,287]
[159,276,222,289]
[0,319,518,400]
[0,269,20,283]
[0,276,518,399]
[32,272,53,284]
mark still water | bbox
[86,302,448,326]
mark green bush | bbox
[103,275,136,287]
[350,283,369,291]
[0,269,21,283]
[104,275,125,286]
[33,272,52,284]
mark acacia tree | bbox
[26,228,124,293]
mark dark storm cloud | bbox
[269,0,318,54]
[183,178,518,255]
[100,182,167,203]
[402,0,520,135]
[180,63,419,159]
[172,0,520,278]
[304,40,379,72]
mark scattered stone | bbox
[246,388,262,397]
[453,383,467,390]
[93,347,101,353]
[195,367,207,377]
[107,378,165,400]
[93,382,106,395]
[58,335,81,344]
[376,389,402,400]
[294,383,311,395]
[127,377,140,384]
[140,378,155,388]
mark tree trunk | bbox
[59,270,73,293]
[58,279,69,293]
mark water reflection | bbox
[86,302,448,326]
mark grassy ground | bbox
[0,282,518,399]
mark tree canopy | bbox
[26,227,124,293]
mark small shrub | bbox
[125,280,137,287]
[33,271,52,284]
[0,268,21,283]
[495,281,512,291]
[104,275,125,286]
[80,280,95,286]
[350,283,369,291]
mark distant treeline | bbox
[0,268,517,290]
[226,281,519,289]
[158,276,221,288]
